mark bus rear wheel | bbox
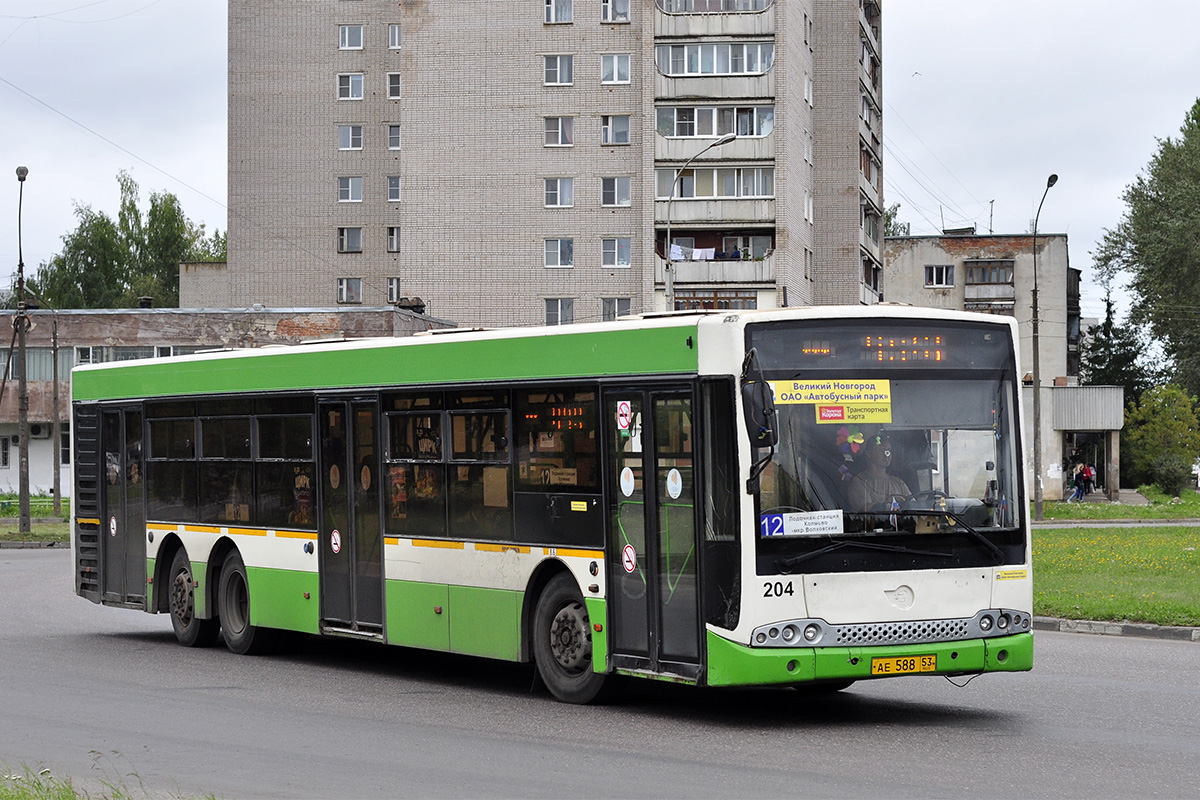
[168,549,220,647]
[217,550,278,655]
[533,573,608,704]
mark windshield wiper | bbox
[890,509,1006,565]
[778,538,952,571]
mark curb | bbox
[0,541,66,550]
[1034,615,1200,642]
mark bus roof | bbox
[70,306,1018,403]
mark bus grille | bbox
[750,610,1029,648]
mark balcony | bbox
[655,0,776,38]
[655,133,772,163]
[655,197,775,226]
[656,251,776,284]
[965,283,1017,302]
[656,71,774,102]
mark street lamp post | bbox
[664,133,736,311]
[15,166,30,534]
[1031,172,1058,522]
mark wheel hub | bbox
[548,602,590,671]
[171,569,194,625]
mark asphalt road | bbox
[3,549,1198,799]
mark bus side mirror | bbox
[740,349,777,449]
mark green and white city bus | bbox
[71,306,1033,703]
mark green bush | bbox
[1151,454,1195,497]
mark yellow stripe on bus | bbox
[412,539,466,549]
[384,537,400,546]
[147,523,177,532]
[274,529,318,540]
[76,518,101,526]
[474,543,531,554]
[185,525,224,534]
[226,527,268,537]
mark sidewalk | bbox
[1034,616,1200,642]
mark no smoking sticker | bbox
[617,400,632,431]
[331,529,342,554]
[622,544,637,573]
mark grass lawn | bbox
[0,520,70,543]
[1033,525,1200,626]
[1037,485,1200,521]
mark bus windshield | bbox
[747,318,1025,574]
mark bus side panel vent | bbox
[72,403,102,602]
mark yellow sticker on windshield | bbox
[771,379,891,404]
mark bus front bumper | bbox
[704,629,1033,687]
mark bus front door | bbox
[318,399,383,634]
[100,407,145,608]
[606,389,701,680]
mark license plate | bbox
[870,654,937,675]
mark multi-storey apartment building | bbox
[200,0,884,327]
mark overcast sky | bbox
[3,1,1199,322]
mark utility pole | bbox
[15,165,30,534]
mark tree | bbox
[1078,290,1161,407]
[1122,384,1200,491]
[883,202,911,237]
[31,171,224,309]
[1095,98,1200,397]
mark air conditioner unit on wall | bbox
[29,424,51,439]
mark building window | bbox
[655,167,775,199]
[601,115,630,145]
[387,277,401,303]
[601,54,631,84]
[339,24,363,50]
[602,0,630,22]
[602,237,631,268]
[387,73,402,99]
[338,124,363,150]
[545,0,572,23]
[546,298,574,325]
[601,176,631,207]
[338,73,364,100]
[656,105,774,138]
[337,277,363,303]
[387,176,401,202]
[338,176,363,202]
[673,289,757,311]
[863,258,881,292]
[602,297,632,321]
[544,178,574,208]
[388,23,402,49]
[545,238,574,268]
[0,437,8,468]
[61,424,70,466]
[658,0,770,10]
[654,43,774,77]
[75,346,93,364]
[965,260,1015,284]
[722,235,773,259]
[545,116,574,146]
[388,124,402,149]
[544,54,574,86]
[337,227,363,253]
[387,226,401,253]
[925,265,954,288]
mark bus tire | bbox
[533,572,608,704]
[217,550,277,655]
[168,549,220,647]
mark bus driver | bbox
[847,435,912,511]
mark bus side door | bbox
[605,388,701,679]
[100,407,146,608]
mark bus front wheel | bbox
[168,549,220,647]
[533,573,608,704]
[217,550,277,655]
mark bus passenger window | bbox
[514,388,599,492]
